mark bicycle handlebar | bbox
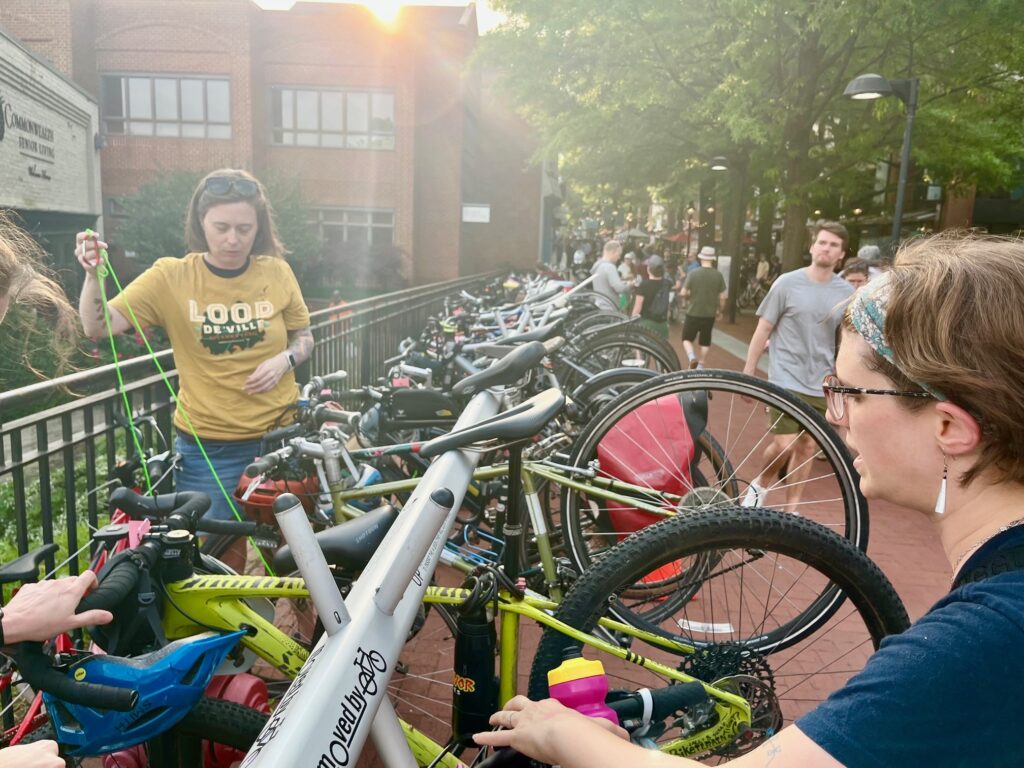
[108,488,210,525]
[108,487,257,537]
[13,643,139,712]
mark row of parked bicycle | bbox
[0,272,908,766]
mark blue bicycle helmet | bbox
[43,630,244,755]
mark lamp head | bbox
[709,156,729,171]
[843,73,893,100]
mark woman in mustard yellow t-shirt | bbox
[75,169,312,523]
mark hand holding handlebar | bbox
[3,572,113,645]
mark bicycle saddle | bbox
[452,341,548,397]
[0,543,59,585]
[419,388,565,458]
[272,503,399,575]
[489,319,564,345]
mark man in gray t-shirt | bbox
[590,240,628,309]
[742,222,854,512]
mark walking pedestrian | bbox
[741,221,853,511]
[680,246,727,369]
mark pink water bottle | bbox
[546,650,619,725]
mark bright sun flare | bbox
[363,0,402,23]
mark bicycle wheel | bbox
[562,369,868,576]
[528,508,909,758]
[567,367,662,425]
[561,330,680,392]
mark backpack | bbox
[647,279,672,320]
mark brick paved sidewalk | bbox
[670,311,951,621]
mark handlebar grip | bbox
[197,518,258,536]
[261,423,304,445]
[13,644,138,712]
[244,454,281,478]
[313,404,360,429]
[321,370,349,385]
[76,554,147,615]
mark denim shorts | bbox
[174,431,262,522]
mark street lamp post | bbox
[843,73,920,246]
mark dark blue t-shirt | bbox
[798,533,1024,767]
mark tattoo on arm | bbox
[764,738,782,766]
[287,328,315,365]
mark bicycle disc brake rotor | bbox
[679,642,781,756]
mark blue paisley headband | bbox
[847,273,947,401]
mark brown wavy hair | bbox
[0,212,79,376]
[848,233,1024,485]
[184,169,285,258]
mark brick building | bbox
[0,0,549,291]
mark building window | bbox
[317,209,395,248]
[271,88,395,149]
[100,75,231,139]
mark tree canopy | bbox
[482,0,1024,267]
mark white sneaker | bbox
[741,482,765,508]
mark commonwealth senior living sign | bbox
[0,35,99,215]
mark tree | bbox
[483,0,1024,269]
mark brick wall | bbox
[2,0,542,284]
[0,0,74,78]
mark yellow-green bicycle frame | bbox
[160,574,752,763]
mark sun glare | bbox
[363,0,402,23]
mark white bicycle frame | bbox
[240,385,505,768]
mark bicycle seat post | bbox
[501,443,526,582]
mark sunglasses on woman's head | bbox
[205,177,259,197]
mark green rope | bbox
[92,236,153,495]
[85,230,276,575]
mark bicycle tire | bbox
[562,369,868,579]
[528,508,909,754]
[568,366,662,424]
[561,331,680,392]
[581,323,681,368]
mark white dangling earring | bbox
[934,455,949,516]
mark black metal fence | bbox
[0,273,495,575]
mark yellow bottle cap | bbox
[546,656,606,687]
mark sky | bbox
[252,1,507,33]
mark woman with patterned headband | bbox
[75,170,312,528]
[476,233,1024,767]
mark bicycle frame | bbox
[160,574,752,764]
[228,384,750,767]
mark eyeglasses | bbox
[821,374,933,421]
[204,177,259,197]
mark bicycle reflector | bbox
[43,630,245,755]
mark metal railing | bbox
[0,272,497,574]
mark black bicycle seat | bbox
[490,320,564,345]
[452,341,548,397]
[419,388,565,459]
[0,543,59,585]
[272,504,399,575]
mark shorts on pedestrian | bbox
[768,391,828,435]
[175,431,262,522]
[682,315,715,346]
